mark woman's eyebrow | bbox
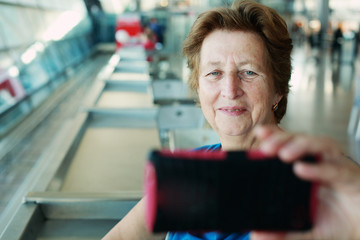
[202,60,262,70]
[237,61,265,72]
[204,61,222,66]
[237,60,258,67]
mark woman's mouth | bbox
[218,106,247,116]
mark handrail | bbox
[25,191,143,204]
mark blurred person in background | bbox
[331,22,343,63]
[148,17,164,46]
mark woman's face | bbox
[198,30,281,138]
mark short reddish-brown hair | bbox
[182,0,293,123]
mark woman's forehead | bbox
[199,30,268,69]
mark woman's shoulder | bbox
[193,143,221,152]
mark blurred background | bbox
[0,0,359,239]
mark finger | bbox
[253,125,278,140]
[277,135,342,163]
[255,126,343,164]
[251,231,313,240]
[260,133,295,157]
[278,135,314,162]
[294,159,360,189]
[284,231,314,240]
[251,231,286,240]
[293,161,339,183]
[254,126,312,162]
[254,127,295,157]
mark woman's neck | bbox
[219,133,258,151]
[219,125,280,151]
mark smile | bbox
[218,107,247,116]
[224,109,242,112]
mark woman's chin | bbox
[218,126,250,137]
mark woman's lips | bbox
[218,106,247,116]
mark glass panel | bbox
[19,59,49,92]
[29,84,52,108]
[67,39,79,65]
[8,46,27,69]
[0,0,19,4]
[0,20,6,49]
[0,52,14,69]
[46,44,65,75]
[23,8,46,41]
[39,47,58,79]
[0,100,31,134]
[16,0,37,6]
[0,6,34,47]
[72,0,88,15]
[42,10,88,41]
[78,35,90,55]
[37,0,59,10]
[41,10,63,41]
[71,39,82,64]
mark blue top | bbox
[193,143,222,152]
[166,143,251,240]
[167,231,250,240]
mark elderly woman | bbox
[103,0,360,239]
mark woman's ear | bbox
[272,94,283,111]
[273,94,283,106]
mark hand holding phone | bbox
[145,149,318,233]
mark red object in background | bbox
[0,69,26,100]
[143,39,156,51]
[114,13,158,62]
[0,79,15,97]
[115,13,142,50]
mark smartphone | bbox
[145,149,318,233]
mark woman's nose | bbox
[221,73,244,99]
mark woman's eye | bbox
[244,71,255,75]
[205,71,221,78]
[210,71,220,76]
[240,70,258,80]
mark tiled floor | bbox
[281,44,359,161]
[0,42,359,225]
